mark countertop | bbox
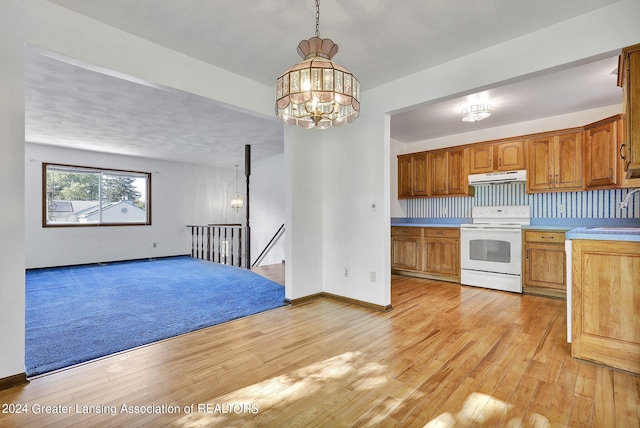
[565,226,640,242]
[392,217,640,241]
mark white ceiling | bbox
[25,0,625,165]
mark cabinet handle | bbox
[548,175,552,185]
[526,249,529,259]
[541,236,555,240]
[609,168,613,179]
[498,158,502,167]
[620,143,626,160]
[555,174,558,184]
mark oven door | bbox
[460,226,522,275]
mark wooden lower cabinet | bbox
[422,228,460,279]
[391,227,421,271]
[391,227,460,282]
[522,230,566,298]
[571,239,640,374]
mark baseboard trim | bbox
[287,292,392,312]
[286,293,323,306]
[323,292,392,312]
[0,373,29,391]
[392,269,460,284]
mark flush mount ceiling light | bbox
[462,104,492,122]
[231,165,243,212]
[275,0,360,129]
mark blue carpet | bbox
[25,256,286,376]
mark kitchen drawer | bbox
[524,230,565,243]
[391,226,423,237]
[423,228,459,239]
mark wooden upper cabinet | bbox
[526,131,582,193]
[430,148,470,197]
[398,153,430,198]
[527,136,554,192]
[497,140,526,171]
[584,116,619,189]
[430,151,449,196]
[556,133,583,190]
[398,155,413,198]
[468,140,525,174]
[412,153,430,196]
[618,44,640,179]
[447,148,468,195]
[469,145,494,174]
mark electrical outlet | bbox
[153,242,157,248]
[344,267,349,277]
[558,204,566,215]
[370,271,376,282]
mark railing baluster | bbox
[188,224,246,268]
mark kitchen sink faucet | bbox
[619,187,640,209]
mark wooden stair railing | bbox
[188,224,246,268]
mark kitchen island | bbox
[565,227,640,374]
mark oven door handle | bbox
[460,227,522,233]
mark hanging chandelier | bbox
[275,0,360,129]
[231,165,243,212]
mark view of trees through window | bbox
[44,164,150,226]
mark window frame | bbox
[42,163,152,228]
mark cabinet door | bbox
[584,121,618,188]
[527,137,554,192]
[423,238,459,278]
[524,242,566,291]
[469,145,494,174]
[391,237,421,270]
[572,240,640,374]
[555,132,583,190]
[447,148,467,195]
[619,45,640,179]
[412,153,430,196]
[497,140,525,171]
[430,151,449,196]
[398,155,413,198]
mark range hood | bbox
[468,169,527,185]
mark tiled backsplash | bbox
[406,183,640,219]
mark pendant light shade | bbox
[231,165,243,212]
[275,1,360,129]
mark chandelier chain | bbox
[315,0,320,37]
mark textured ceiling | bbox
[25,50,284,166]
[25,0,625,164]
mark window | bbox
[43,163,151,227]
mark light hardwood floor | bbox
[1,272,638,427]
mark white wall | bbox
[285,127,324,300]
[0,0,27,381]
[25,143,243,268]
[251,153,285,267]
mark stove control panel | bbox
[472,205,531,225]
